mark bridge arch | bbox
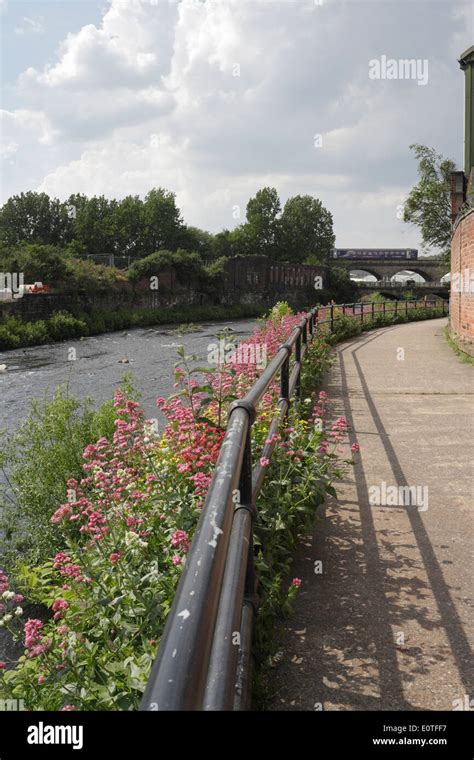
[389,269,432,283]
[349,268,381,282]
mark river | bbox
[0,318,257,434]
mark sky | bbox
[0,0,472,252]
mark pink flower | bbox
[171,530,190,553]
[291,578,302,587]
[109,553,121,564]
[52,599,69,620]
[259,457,270,467]
[172,555,182,566]
[28,643,50,658]
[0,570,10,595]
[0,661,6,669]
[24,619,44,649]
[38,675,46,684]
[351,443,360,452]
[52,599,69,613]
[61,705,76,711]
[318,391,327,400]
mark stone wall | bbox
[0,257,327,323]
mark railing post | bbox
[360,302,364,325]
[352,303,356,317]
[383,301,386,317]
[280,353,290,404]
[405,300,409,317]
[302,320,307,346]
[330,304,334,332]
[395,300,398,317]
[295,333,302,399]
[372,302,375,321]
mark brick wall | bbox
[450,207,474,356]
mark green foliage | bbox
[0,192,74,248]
[264,301,294,323]
[324,266,356,303]
[280,194,335,263]
[403,144,456,261]
[0,304,266,351]
[127,249,203,285]
[0,387,123,570]
[141,188,184,254]
[226,188,335,265]
[244,187,282,258]
[0,244,71,286]
[0,186,337,270]
[324,304,446,345]
[367,292,389,303]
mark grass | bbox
[444,326,474,365]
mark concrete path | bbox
[267,318,474,711]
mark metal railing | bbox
[140,298,447,711]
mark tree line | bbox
[0,186,335,266]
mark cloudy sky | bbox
[0,0,472,251]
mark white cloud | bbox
[2,0,470,248]
[15,16,45,36]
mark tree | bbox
[178,226,214,259]
[71,195,118,257]
[0,192,73,247]
[403,144,456,260]
[244,187,281,257]
[280,194,335,264]
[111,195,145,260]
[142,188,184,255]
[0,244,71,286]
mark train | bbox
[332,249,418,260]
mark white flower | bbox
[2,590,15,601]
[14,607,23,616]
[3,614,12,623]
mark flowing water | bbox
[0,318,257,434]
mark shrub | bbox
[0,379,137,571]
[48,312,87,341]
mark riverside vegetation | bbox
[0,301,445,710]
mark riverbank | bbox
[0,303,266,352]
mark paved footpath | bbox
[267,318,473,711]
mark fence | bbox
[140,298,447,711]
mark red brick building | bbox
[450,208,474,356]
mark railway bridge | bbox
[335,257,449,283]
